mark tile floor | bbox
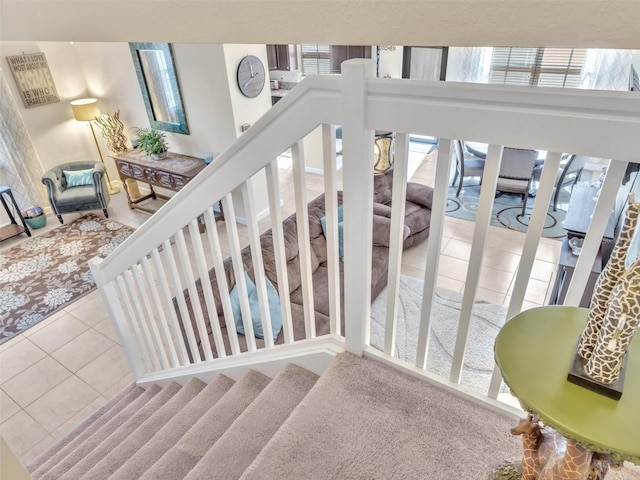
[0,142,564,465]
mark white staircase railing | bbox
[90,59,640,408]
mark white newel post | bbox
[341,59,375,355]
[88,257,146,380]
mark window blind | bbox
[490,47,586,88]
[301,45,331,75]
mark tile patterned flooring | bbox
[0,146,564,465]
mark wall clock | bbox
[237,55,266,98]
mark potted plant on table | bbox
[132,126,169,160]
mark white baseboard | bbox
[234,205,271,225]
[305,156,343,176]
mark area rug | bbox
[370,274,509,394]
[0,214,134,344]
[446,184,569,239]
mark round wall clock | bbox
[237,55,266,98]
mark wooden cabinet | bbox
[266,45,298,71]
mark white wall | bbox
[0,42,95,174]
[222,44,273,220]
[377,46,403,78]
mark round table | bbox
[495,306,640,466]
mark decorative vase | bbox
[578,195,640,385]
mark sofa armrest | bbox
[406,182,434,210]
[41,168,64,199]
[372,202,393,219]
[372,213,410,247]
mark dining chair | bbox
[532,155,587,211]
[496,147,539,216]
[451,140,486,197]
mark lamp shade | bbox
[70,98,100,121]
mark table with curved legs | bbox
[494,306,640,479]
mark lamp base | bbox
[107,184,121,195]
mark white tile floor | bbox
[0,144,564,465]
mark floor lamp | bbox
[70,98,120,194]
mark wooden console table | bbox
[495,306,640,477]
[112,149,223,221]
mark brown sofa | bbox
[180,173,433,355]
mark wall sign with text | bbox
[6,52,60,108]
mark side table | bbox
[494,306,640,478]
[0,186,30,242]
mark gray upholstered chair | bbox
[532,154,587,211]
[496,147,539,216]
[41,161,111,224]
[451,140,486,197]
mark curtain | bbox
[0,69,47,210]
[578,49,633,91]
[455,47,493,83]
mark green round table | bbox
[494,306,640,465]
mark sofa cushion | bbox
[230,271,283,340]
[63,168,94,187]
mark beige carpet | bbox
[241,352,522,480]
[28,352,640,479]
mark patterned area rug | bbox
[370,274,509,394]
[0,214,134,344]
[446,184,569,239]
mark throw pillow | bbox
[320,205,344,259]
[229,271,283,340]
[63,168,94,187]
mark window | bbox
[301,45,331,75]
[489,47,586,88]
[300,45,372,75]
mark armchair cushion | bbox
[63,168,94,187]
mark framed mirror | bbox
[129,42,189,134]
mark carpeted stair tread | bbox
[81,378,207,480]
[56,382,182,480]
[27,383,143,474]
[239,352,522,480]
[109,374,235,480]
[185,364,319,480]
[139,369,272,480]
[31,384,161,480]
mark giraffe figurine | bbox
[511,414,542,480]
[578,196,640,360]
[585,252,640,383]
[510,415,612,480]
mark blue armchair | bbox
[41,161,111,224]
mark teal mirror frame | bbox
[129,42,190,135]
